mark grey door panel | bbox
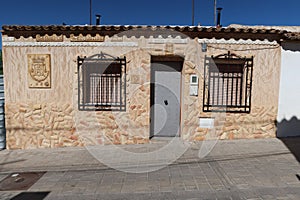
[150,62,182,137]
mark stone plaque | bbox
[70,34,104,42]
[28,54,51,88]
[36,34,63,42]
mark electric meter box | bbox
[190,74,198,96]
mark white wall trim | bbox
[148,38,188,44]
[198,38,278,46]
[2,41,138,47]
[2,37,15,42]
[3,39,278,47]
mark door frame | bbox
[149,56,184,138]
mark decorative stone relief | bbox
[36,34,63,42]
[70,34,104,42]
[27,54,51,88]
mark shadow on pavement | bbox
[10,192,50,200]
[276,116,300,162]
[278,136,300,162]
[277,116,300,137]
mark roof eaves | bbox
[0,25,292,41]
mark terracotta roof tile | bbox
[1,25,286,33]
[284,32,300,40]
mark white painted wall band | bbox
[198,38,278,46]
[148,39,188,44]
[3,39,277,47]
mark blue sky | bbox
[1,0,300,26]
[1,0,300,48]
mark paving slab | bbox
[0,138,299,199]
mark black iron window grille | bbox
[203,52,253,113]
[78,53,126,111]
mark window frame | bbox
[77,53,126,111]
[203,52,253,113]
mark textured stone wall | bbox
[190,106,277,141]
[74,49,151,146]
[5,103,79,149]
[181,43,281,141]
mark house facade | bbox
[1,25,294,149]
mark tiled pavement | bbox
[0,138,299,199]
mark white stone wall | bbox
[277,42,300,137]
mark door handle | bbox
[164,100,168,106]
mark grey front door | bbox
[150,61,182,137]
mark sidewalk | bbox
[0,138,299,200]
[0,138,294,173]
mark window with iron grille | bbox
[78,53,126,111]
[203,52,253,113]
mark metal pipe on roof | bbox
[217,7,223,27]
[90,0,92,25]
[192,0,195,26]
[96,15,101,25]
[214,0,217,26]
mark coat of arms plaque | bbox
[28,54,51,88]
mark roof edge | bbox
[1,24,293,42]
